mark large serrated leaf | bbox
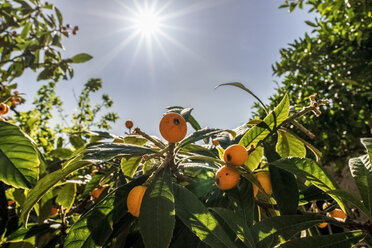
[120,157,141,179]
[178,128,223,148]
[55,183,76,211]
[361,138,372,163]
[269,165,299,215]
[21,160,94,226]
[84,143,155,161]
[139,167,175,248]
[279,230,365,248]
[0,122,39,189]
[64,177,146,248]
[271,157,346,212]
[276,130,306,158]
[348,155,372,215]
[239,93,290,148]
[211,207,254,248]
[173,183,238,248]
[251,214,324,248]
[245,146,263,170]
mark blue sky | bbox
[18,0,314,138]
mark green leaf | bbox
[55,183,76,211]
[0,122,39,189]
[211,207,254,248]
[54,7,63,25]
[361,138,372,164]
[279,230,365,248]
[139,167,175,248]
[251,214,324,247]
[178,128,223,148]
[276,130,306,158]
[82,173,104,197]
[21,22,31,39]
[6,223,54,243]
[64,177,146,248]
[326,189,372,219]
[239,93,290,148]
[349,155,372,215]
[245,146,263,170]
[84,143,155,161]
[120,157,141,179]
[71,53,93,63]
[271,157,346,212]
[173,183,238,248]
[122,135,148,146]
[269,165,299,215]
[20,160,93,226]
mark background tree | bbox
[255,0,372,167]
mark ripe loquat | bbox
[253,171,273,197]
[215,166,240,190]
[223,144,248,166]
[159,113,187,143]
[127,185,147,217]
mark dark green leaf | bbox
[178,128,223,148]
[54,7,63,25]
[6,223,55,243]
[279,230,365,248]
[271,157,346,212]
[0,183,7,237]
[251,214,324,247]
[139,167,175,248]
[120,157,141,179]
[173,183,238,248]
[55,183,76,211]
[361,138,372,164]
[269,165,299,215]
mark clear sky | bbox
[18,0,314,137]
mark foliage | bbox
[1,87,372,247]
[254,0,372,166]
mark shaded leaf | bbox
[0,122,39,189]
[120,157,141,179]
[55,183,76,211]
[179,128,223,148]
[173,183,238,248]
[276,130,306,158]
[139,168,175,248]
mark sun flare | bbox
[134,8,161,37]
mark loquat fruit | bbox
[223,144,248,166]
[0,103,9,115]
[125,120,134,129]
[127,185,147,217]
[215,166,240,190]
[91,184,108,199]
[253,171,273,197]
[159,112,187,143]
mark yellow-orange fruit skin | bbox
[125,120,134,129]
[253,171,273,197]
[215,166,240,190]
[0,103,9,115]
[159,113,187,143]
[212,139,220,146]
[318,222,328,228]
[50,207,59,216]
[127,185,147,217]
[91,185,108,199]
[223,144,248,166]
[329,209,346,221]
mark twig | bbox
[290,119,316,139]
[134,127,166,149]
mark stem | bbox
[144,143,175,186]
[290,120,316,139]
[134,127,166,149]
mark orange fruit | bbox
[223,144,248,166]
[91,184,108,199]
[0,117,4,122]
[127,185,147,217]
[215,166,240,190]
[253,171,273,197]
[318,222,328,228]
[50,207,59,216]
[125,120,134,129]
[8,201,14,206]
[0,103,9,115]
[159,113,187,143]
[212,139,220,146]
[329,209,346,221]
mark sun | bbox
[134,7,161,37]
